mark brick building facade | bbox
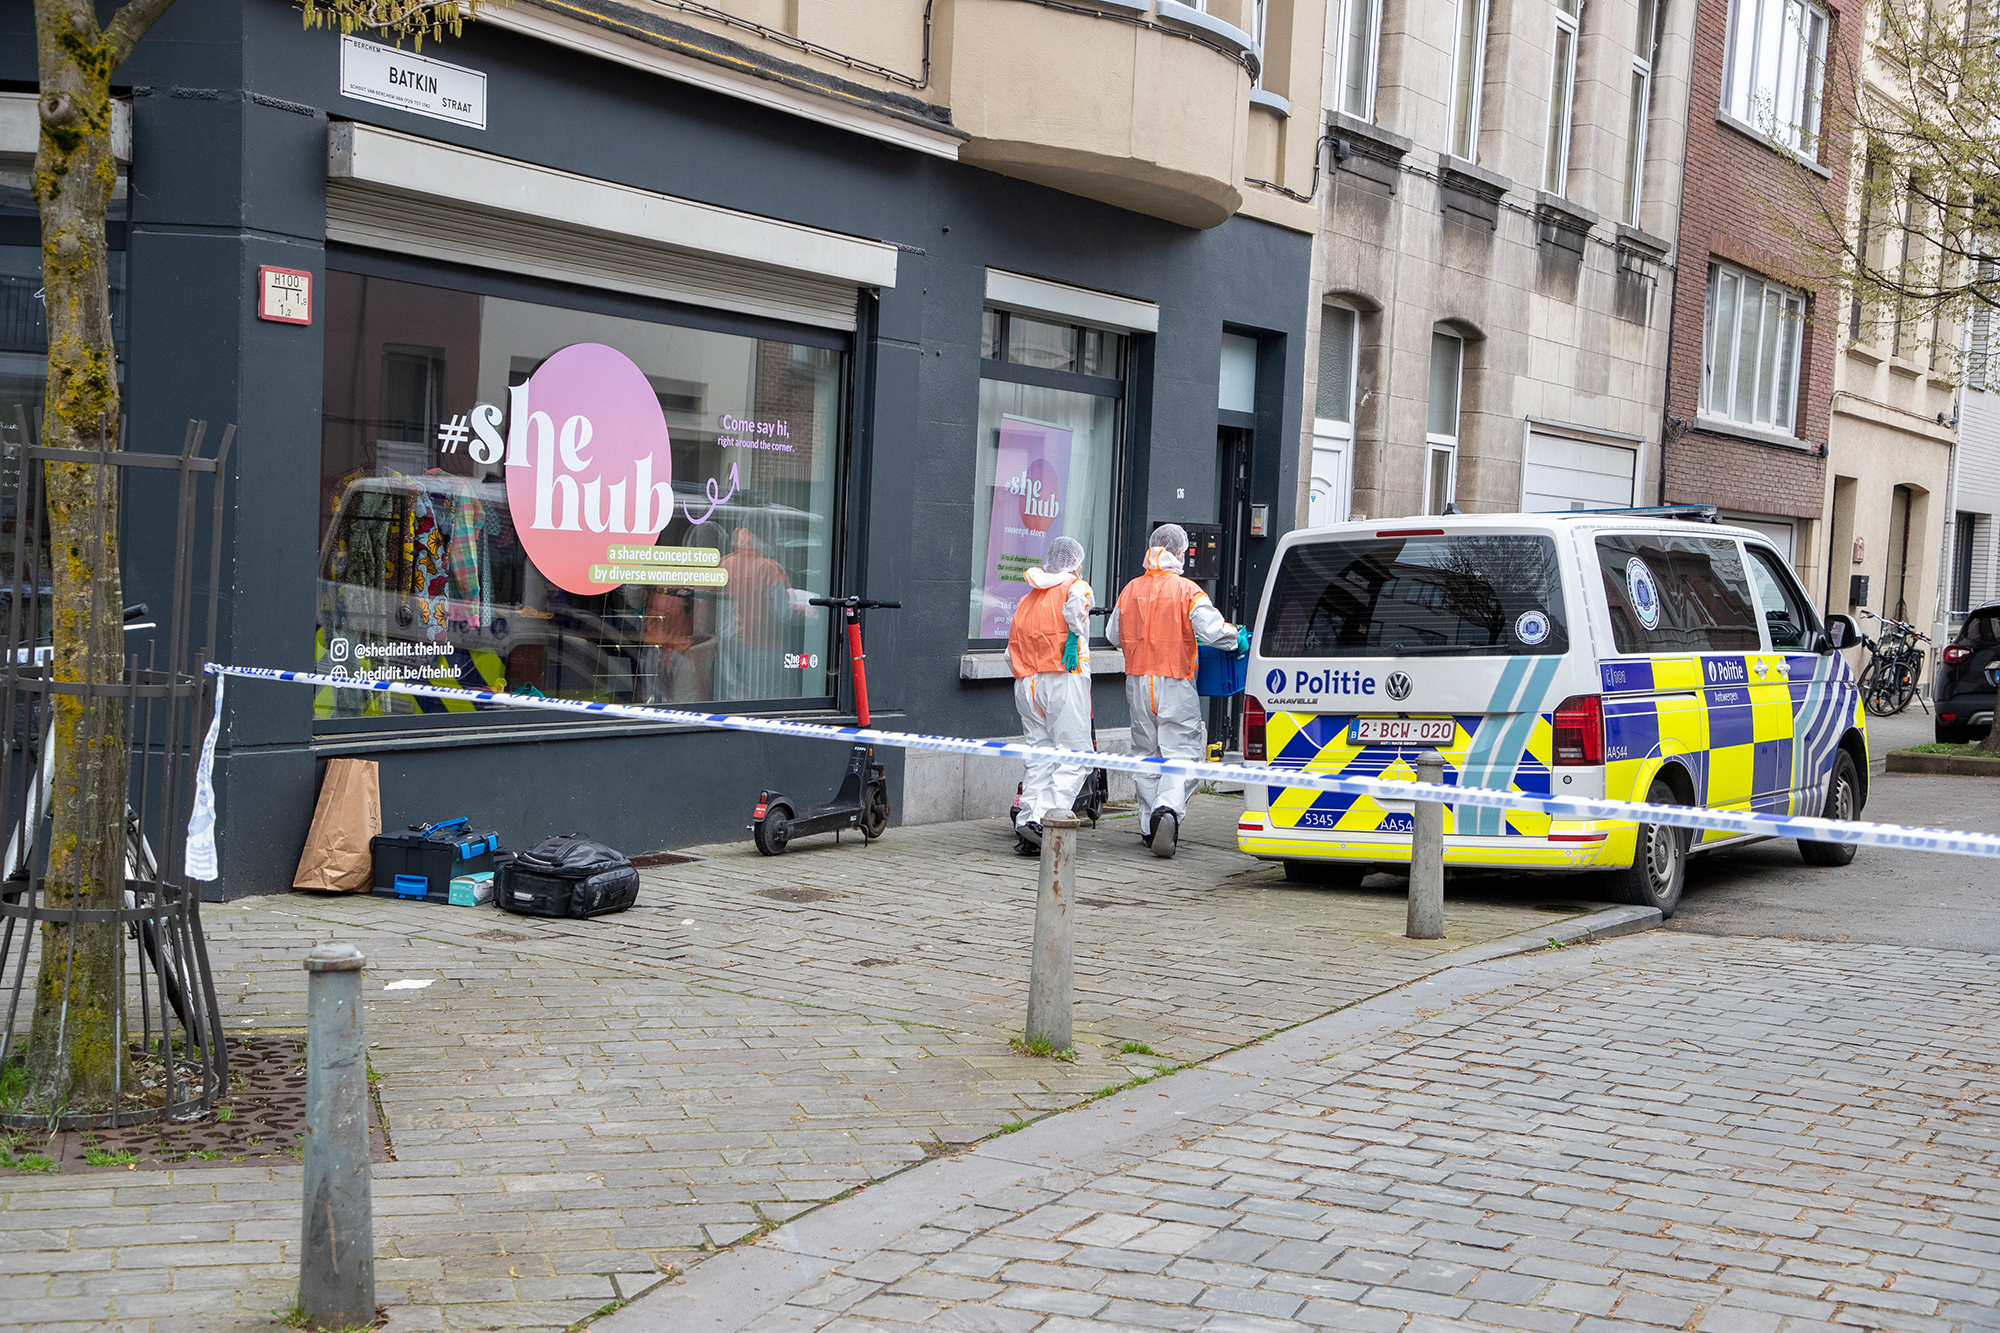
[1662,0,1853,601]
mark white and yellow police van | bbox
[1236,511,1868,916]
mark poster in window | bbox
[977,415,1074,639]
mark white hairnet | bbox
[1044,535,1085,575]
[1150,524,1189,559]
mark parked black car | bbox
[1935,604,2000,742]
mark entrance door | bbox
[1309,426,1349,527]
[1211,426,1254,754]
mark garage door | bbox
[1522,432,1638,512]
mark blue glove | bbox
[1235,625,1251,655]
[1063,630,1079,673]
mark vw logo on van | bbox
[1265,668,1287,694]
[1385,671,1413,702]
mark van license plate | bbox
[1349,718,1454,745]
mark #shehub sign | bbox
[339,36,486,129]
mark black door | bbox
[1210,426,1253,754]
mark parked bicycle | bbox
[1855,609,1931,718]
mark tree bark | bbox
[22,0,153,1111]
[1985,679,2000,754]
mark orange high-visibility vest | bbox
[1008,576,1082,677]
[1118,570,1205,679]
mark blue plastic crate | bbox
[1195,643,1248,697]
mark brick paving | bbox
[682,932,2000,1333]
[0,797,1575,1333]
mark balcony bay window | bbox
[1723,0,1828,156]
[1700,262,1806,434]
[968,310,1124,642]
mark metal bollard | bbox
[1025,813,1080,1052]
[301,943,375,1329]
[1407,751,1446,940]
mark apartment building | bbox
[0,0,1328,887]
[1302,0,1692,527]
[1950,319,2000,620]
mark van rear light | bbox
[1245,697,1268,761]
[1944,644,1970,663]
[1552,694,1603,765]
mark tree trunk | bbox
[23,0,134,1111]
[1985,679,2000,754]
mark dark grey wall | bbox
[2,0,1309,896]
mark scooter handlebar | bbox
[808,597,902,610]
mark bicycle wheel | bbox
[1884,659,1919,715]
[1859,661,1892,716]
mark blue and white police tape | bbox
[202,664,2000,863]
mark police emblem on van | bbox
[1266,668,1287,694]
[1385,671,1412,702]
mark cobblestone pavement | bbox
[0,797,1586,1333]
[614,931,2000,1333]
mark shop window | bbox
[1543,0,1580,196]
[1450,0,1490,160]
[1700,262,1805,433]
[1,245,127,448]
[1722,0,1827,157]
[970,310,1125,642]
[316,269,845,721]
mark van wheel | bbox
[1284,860,1366,888]
[1799,751,1860,867]
[1597,778,1687,917]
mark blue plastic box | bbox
[1195,643,1248,698]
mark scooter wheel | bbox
[862,781,890,840]
[753,806,793,856]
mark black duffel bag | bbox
[498,833,640,919]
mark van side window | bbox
[1595,533,1760,655]
[1745,546,1816,651]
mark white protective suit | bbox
[1106,545,1238,826]
[1013,566,1094,831]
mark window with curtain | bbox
[1450,0,1490,159]
[1426,330,1462,515]
[1723,0,1829,156]
[1332,0,1381,119]
[1624,0,1663,225]
[1700,262,1806,433]
[1543,0,1580,195]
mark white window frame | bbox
[1314,303,1360,526]
[1543,0,1581,196]
[1624,0,1660,226]
[1425,328,1463,516]
[1721,0,1829,159]
[1700,261,1808,434]
[1449,0,1490,160]
[1331,0,1382,120]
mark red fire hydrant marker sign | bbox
[257,266,313,325]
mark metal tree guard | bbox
[0,409,233,1129]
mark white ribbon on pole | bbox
[183,672,224,881]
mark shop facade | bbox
[0,0,1311,896]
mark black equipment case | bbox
[498,834,640,919]
[371,818,499,902]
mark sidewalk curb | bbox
[596,906,1663,1333]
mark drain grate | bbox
[756,887,837,904]
[631,851,704,868]
[15,1034,389,1175]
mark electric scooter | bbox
[750,596,899,856]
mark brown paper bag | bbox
[293,758,381,892]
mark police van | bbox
[1236,511,1867,916]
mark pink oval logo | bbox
[1018,457,1061,535]
[502,344,673,595]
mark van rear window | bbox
[1596,533,1759,654]
[1261,535,1568,658]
